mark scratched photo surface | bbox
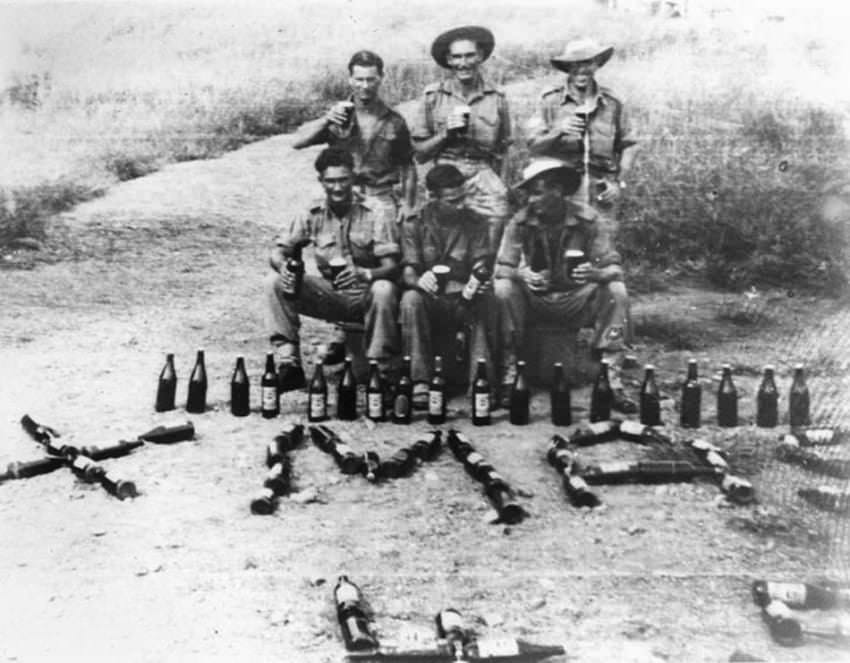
[1,1,849,661]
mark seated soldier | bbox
[493,157,637,412]
[399,164,495,408]
[264,146,401,389]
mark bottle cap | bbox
[644,364,655,371]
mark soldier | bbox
[293,50,416,364]
[493,158,637,412]
[264,147,401,391]
[526,38,637,221]
[399,164,495,408]
[410,25,512,254]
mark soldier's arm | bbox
[400,163,418,209]
[614,103,639,182]
[269,215,310,271]
[526,91,581,155]
[367,207,402,282]
[411,88,449,164]
[291,116,332,150]
[399,214,423,288]
[493,213,525,280]
[584,215,623,284]
[367,255,401,282]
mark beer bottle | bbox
[260,352,279,419]
[617,420,671,446]
[680,358,701,429]
[0,457,66,483]
[230,356,250,417]
[461,260,492,302]
[154,353,177,412]
[719,474,755,505]
[412,431,442,461]
[366,360,384,422]
[546,436,600,508]
[716,364,738,427]
[427,355,446,425]
[264,460,291,496]
[589,359,613,422]
[474,637,566,659]
[472,358,491,426]
[70,455,105,483]
[775,440,850,479]
[798,486,850,513]
[581,459,718,485]
[689,438,729,471]
[787,428,847,447]
[392,356,413,425]
[185,349,207,414]
[550,362,571,426]
[570,420,619,446]
[273,422,304,455]
[789,364,811,427]
[337,357,358,421]
[335,576,379,652]
[484,472,525,524]
[138,422,195,445]
[752,579,850,610]
[99,469,138,500]
[281,241,305,300]
[447,429,474,463]
[308,359,328,423]
[756,365,779,428]
[332,438,364,475]
[462,450,494,482]
[250,487,279,515]
[380,448,416,479]
[761,600,803,647]
[639,364,661,426]
[362,451,381,483]
[79,439,144,461]
[509,360,530,425]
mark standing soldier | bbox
[411,25,512,254]
[493,158,637,412]
[264,147,401,391]
[398,164,495,408]
[526,38,637,223]
[293,50,416,363]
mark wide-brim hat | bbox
[515,158,576,190]
[431,25,495,68]
[550,38,614,72]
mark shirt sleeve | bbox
[496,94,513,154]
[371,206,401,259]
[614,102,637,152]
[275,213,311,252]
[409,93,434,141]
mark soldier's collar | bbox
[443,75,496,101]
[562,81,605,109]
[348,96,392,119]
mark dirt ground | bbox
[1,133,849,663]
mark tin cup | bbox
[564,249,585,280]
[328,257,348,288]
[432,265,451,295]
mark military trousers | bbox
[264,272,399,361]
[493,278,631,356]
[399,289,495,387]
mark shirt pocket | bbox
[589,108,617,158]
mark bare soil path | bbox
[1,128,849,662]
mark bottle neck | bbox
[265,353,275,372]
[686,363,698,380]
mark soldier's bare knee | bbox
[493,278,516,300]
[370,279,398,302]
[606,280,628,302]
[400,289,424,312]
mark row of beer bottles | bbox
[599,359,811,429]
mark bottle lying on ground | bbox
[761,599,850,646]
[798,486,850,513]
[272,422,304,456]
[752,579,850,610]
[249,488,279,516]
[335,575,379,652]
[581,459,720,485]
[686,440,755,504]
[546,435,600,507]
[309,425,364,475]
[785,428,848,447]
[263,459,292,496]
[77,439,145,461]
[138,422,196,445]
[411,431,442,461]
[775,439,850,479]
[70,455,106,483]
[362,451,381,483]
[0,457,67,483]
[616,420,671,446]
[566,420,620,446]
[761,600,803,646]
[99,468,138,500]
[472,636,566,660]
[380,448,416,479]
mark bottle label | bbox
[262,386,278,411]
[336,584,360,603]
[475,637,519,657]
[764,599,793,619]
[367,394,383,418]
[589,421,614,435]
[570,475,590,491]
[596,461,633,474]
[461,276,479,301]
[487,471,505,483]
[767,582,807,606]
[336,443,354,456]
[393,395,410,418]
[474,393,490,416]
[266,463,284,480]
[705,450,728,469]
[619,421,644,437]
[801,429,835,445]
[309,394,326,419]
[258,487,275,500]
[466,452,484,466]
[428,391,444,416]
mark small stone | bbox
[311,577,326,587]
[268,610,287,626]
[627,525,646,536]
[291,487,320,504]
[244,557,259,570]
[530,598,547,610]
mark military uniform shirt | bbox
[400,201,490,287]
[276,195,399,274]
[528,83,636,174]
[303,99,414,188]
[410,77,511,163]
[495,201,621,291]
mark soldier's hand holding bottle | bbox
[559,113,586,140]
[571,262,599,285]
[326,101,354,127]
[334,264,370,290]
[519,265,551,293]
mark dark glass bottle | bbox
[250,487,278,515]
[789,364,811,427]
[261,352,279,419]
[362,451,381,483]
[589,359,613,422]
[427,355,446,425]
[472,358,491,426]
[281,242,305,300]
[752,579,850,610]
[380,448,416,479]
[392,356,413,424]
[138,422,195,444]
[79,439,145,461]
[335,576,379,652]
[337,357,358,421]
[717,364,738,427]
[155,353,177,412]
[569,420,619,446]
[761,600,803,647]
[185,349,208,414]
[530,235,548,272]
[412,431,442,461]
[366,360,385,422]
[308,359,328,423]
[509,360,530,425]
[680,358,701,429]
[461,261,492,302]
[230,356,250,417]
[639,364,661,426]
[550,362,571,426]
[99,469,138,500]
[756,365,779,428]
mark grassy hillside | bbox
[1,0,848,288]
